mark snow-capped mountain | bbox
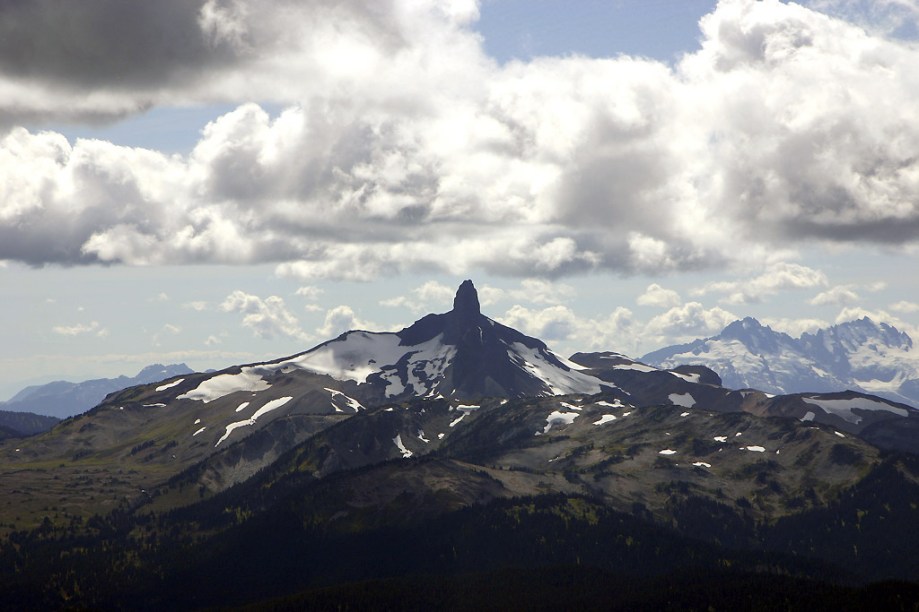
[174,280,611,412]
[642,317,919,405]
[283,280,609,399]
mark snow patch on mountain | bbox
[155,379,184,392]
[324,388,364,412]
[284,332,403,384]
[393,434,412,458]
[669,393,695,408]
[215,396,293,447]
[669,371,700,383]
[613,362,658,373]
[540,410,579,434]
[179,370,270,403]
[387,335,455,397]
[509,343,604,396]
[802,396,909,425]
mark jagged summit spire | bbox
[452,279,480,318]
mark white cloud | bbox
[52,321,105,336]
[294,285,324,301]
[316,305,375,338]
[644,303,738,346]
[477,285,505,307]
[220,290,310,341]
[809,284,861,306]
[509,279,575,305]
[2,1,919,278]
[500,305,580,343]
[497,304,636,354]
[697,263,828,304]
[184,301,209,312]
[381,280,455,312]
[152,323,183,347]
[637,283,682,308]
[890,300,919,313]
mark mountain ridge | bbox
[1,363,196,420]
[642,316,919,405]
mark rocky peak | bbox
[718,317,793,354]
[721,317,765,340]
[452,279,480,319]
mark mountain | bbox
[2,281,919,608]
[0,363,196,419]
[642,316,919,406]
[280,279,609,400]
[0,410,59,439]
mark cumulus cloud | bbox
[498,304,636,353]
[220,290,310,341]
[381,280,455,312]
[52,321,106,337]
[808,284,861,306]
[637,283,682,308]
[3,1,919,278]
[294,285,324,301]
[0,0,433,126]
[644,302,738,346]
[500,305,580,343]
[316,305,376,338]
[696,263,828,304]
[152,323,182,347]
[890,300,919,313]
[509,279,575,305]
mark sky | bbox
[3,0,919,399]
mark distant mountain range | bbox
[1,363,195,420]
[642,317,919,406]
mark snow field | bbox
[539,410,579,435]
[393,434,412,458]
[178,370,270,403]
[215,396,293,447]
[155,378,184,392]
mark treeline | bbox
[0,492,888,610]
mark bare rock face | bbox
[452,279,480,321]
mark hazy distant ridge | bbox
[0,364,195,419]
